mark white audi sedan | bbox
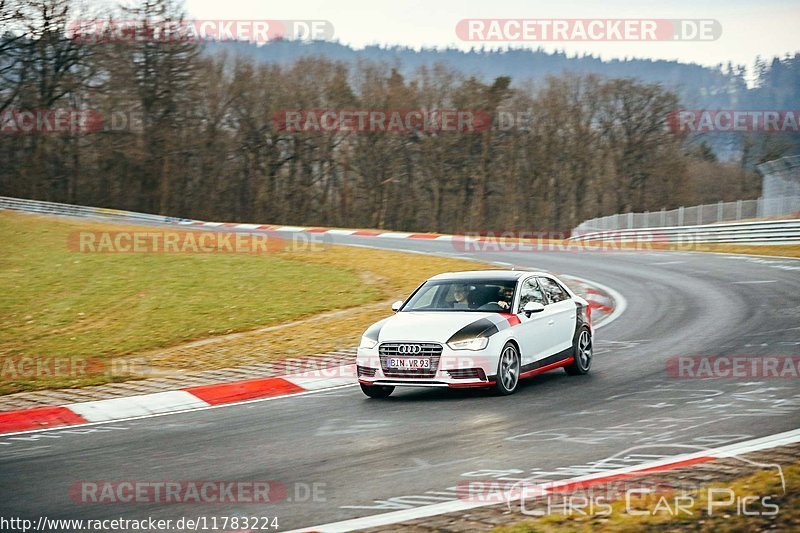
[357,270,593,398]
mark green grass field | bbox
[0,211,483,394]
[0,211,380,358]
[0,212,382,392]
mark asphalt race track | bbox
[2,230,800,531]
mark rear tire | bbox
[360,383,394,398]
[494,342,520,395]
[565,327,592,376]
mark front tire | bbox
[494,342,520,395]
[360,383,394,398]
[565,327,592,376]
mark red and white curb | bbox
[178,220,467,241]
[286,428,800,533]
[0,366,356,435]
[562,274,625,329]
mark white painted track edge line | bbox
[561,274,627,330]
[288,428,800,533]
[685,250,800,262]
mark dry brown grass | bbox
[0,211,486,391]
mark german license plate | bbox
[388,357,431,369]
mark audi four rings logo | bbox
[397,344,422,354]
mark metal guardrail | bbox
[3,196,798,246]
[0,196,196,225]
[569,219,800,246]
[574,196,800,233]
[575,156,800,233]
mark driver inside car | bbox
[451,284,470,309]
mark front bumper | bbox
[356,344,498,388]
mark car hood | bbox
[376,311,510,344]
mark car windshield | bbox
[401,279,517,312]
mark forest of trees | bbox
[0,0,791,232]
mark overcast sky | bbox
[172,0,798,70]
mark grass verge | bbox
[0,211,481,394]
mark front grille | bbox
[379,343,443,378]
[357,365,377,377]
[447,368,486,380]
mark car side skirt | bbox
[487,347,574,382]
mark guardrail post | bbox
[660,208,666,226]
[678,206,684,226]
[627,212,633,229]
[643,211,649,228]
[736,200,742,220]
[717,201,724,223]
[756,197,763,218]
[697,204,703,225]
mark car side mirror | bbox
[523,301,545,317]
[391,300,403,312]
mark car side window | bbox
[517,278,546,312]
[538,277,569,303]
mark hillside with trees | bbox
[0,0,796,232]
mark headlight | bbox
[359,336,378,349]
[447,337,489,351]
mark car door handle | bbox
[547,320,554,326]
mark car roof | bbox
[428,270,550,281]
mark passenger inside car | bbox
[497,286,514,310]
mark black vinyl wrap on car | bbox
[446,316,505,344]
[362,319,386,342]
[518,347,573,374]
[575,301,588,333]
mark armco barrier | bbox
[0,196,195,225]
[569,219,800,246]
[574,195,800,232]
[4,196,799,246]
